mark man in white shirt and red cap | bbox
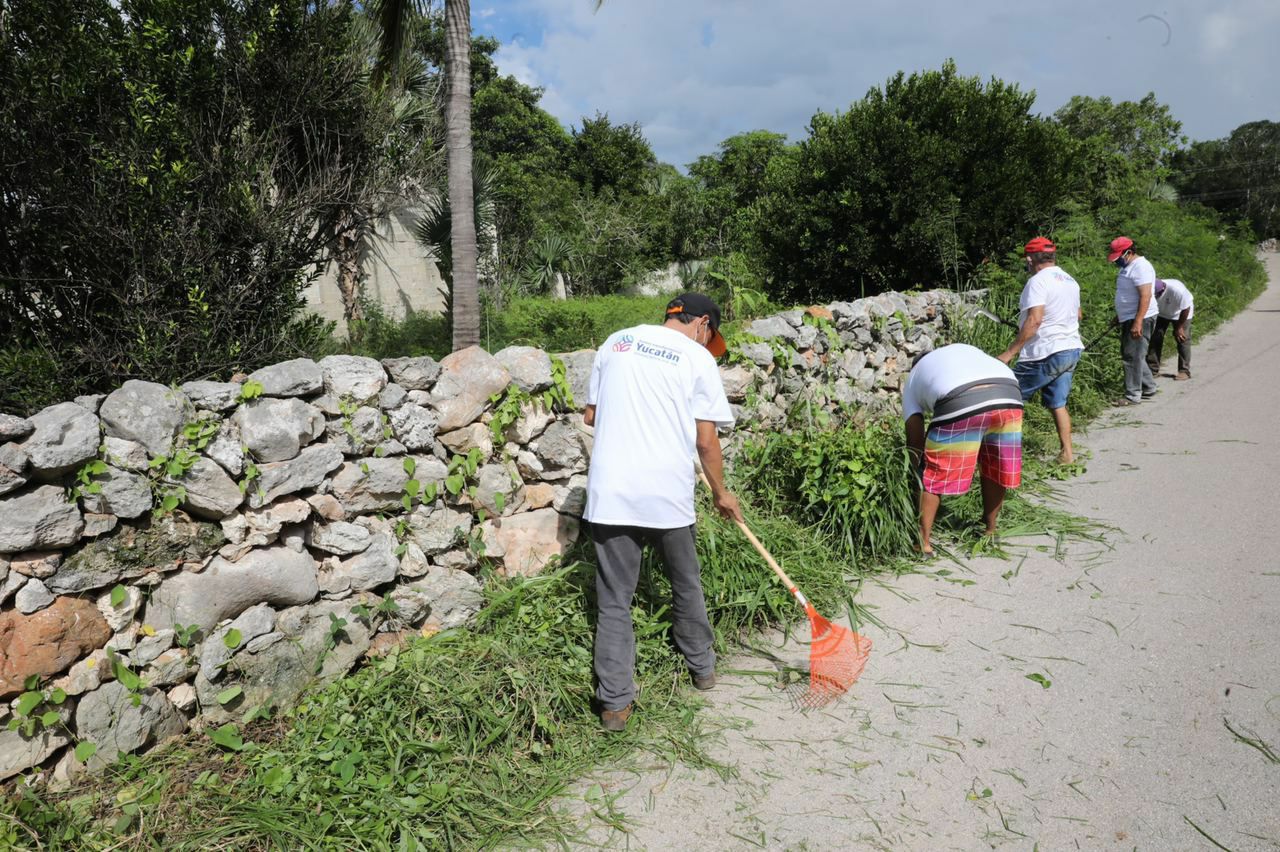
[1108,236,1160,406]
[583,292,742,733]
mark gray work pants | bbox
[1119,316,1158,402]
[591,523,715,711]
[1148,316,1192,376]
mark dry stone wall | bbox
[0,288,967,785]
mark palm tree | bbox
[443,0,479,349]
[370,0,478,350]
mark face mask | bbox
[1113,255,1128,268]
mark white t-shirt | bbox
[1018,266,1083,362]
[901,344,1017,421]
[1115,256,1160,322]
[1157,278,1195,320]
[585,325,734,529]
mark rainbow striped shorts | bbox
[923,407,1023,496]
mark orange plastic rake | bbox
[699,473,872,708]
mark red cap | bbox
[1024,236,1056,254]
[1107,236,1134,263]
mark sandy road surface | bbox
[567,255,1280,851]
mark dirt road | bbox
[571,255,1280,850]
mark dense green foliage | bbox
[1172,120,1280,239]
[1054,94,1185,209]
[0,0,432,414]
[752,61,1072,300]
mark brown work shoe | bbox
[692,672,717,691]
[1174,371,1191,381]
[600,704,632,733]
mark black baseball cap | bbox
[665,292,726,357]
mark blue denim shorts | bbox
[1015,348,1082,409]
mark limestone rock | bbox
[720,365,753,402]
[99,381,193,457]
[318,533,397,595]
[795,324,819,350]
[747,316,799,343]
[141,648,195,688]
[0,597,112,697]
[9,550,61,579]
[95,585,144,632]
[181,381,243,412]
[429,347,511,432]
[378,383,407,411]
[0,485,84,553]
[103,437,149,473]
[330,456,445,514]
[49,513,222,595]
[381,356,442,391]
[15,578,55,614]
[144,545,317,632]
[233,398,324,463]
[0,413,34,442]
[167,682,197,712]
[0,719,70,782]
[205,420,244,477]
[736,342,774,368]
[21,402,100,477]
[74,394,106,412]
[324,405,382,456]
[50,649,113,696]
[522,482,556,511]
[250,444,344,508]
[198,603,276,681]
[307,493,346,521]
[83,513,118,538]
[388,404,438,451]
[319,355,387,404]
[307,521,372,556]
[0,442,29,496]
[438,423,494,459]
[555,349,595,409]
[529,421,589,480]
[132,629,175,666]
[504,399,556,444]
[74,682,185,771]
[552,474,588,517]
[193,596,375,722]
[1,571,25,607]
[171,457,242,519]
[495,346,553,393]
[433,548,478,572]
[407,504,473,555]
[480,508,579,577]
[474,464,517,516]
[390,566,482,632]
[397,541,430,579]
[82,467,152,520]
[247,358,323,397]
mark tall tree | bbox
[445,0,479,349]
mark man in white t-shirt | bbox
[997,236,1084,464]
[583,292,742,732]
[1108,236,1160,405]
[902,344,1024,558]
[1147,278,1195,380]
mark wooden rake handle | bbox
[696,469,809,607]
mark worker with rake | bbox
[903,344,1025,559]
[996,236,1084,465]
[583,293,742,733]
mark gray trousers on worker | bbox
[1119,316,1158,402]
[591,523,715,711]
[1148,316,1192,376]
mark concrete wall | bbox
[303,205,448,335]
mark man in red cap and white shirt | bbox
[583,292,742,733]
[1107,236,1160,406]
[997,236,1083,464]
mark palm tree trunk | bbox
[445,0,480,350]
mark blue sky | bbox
[474,0,1280,170]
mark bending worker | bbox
[1148,278,1195,381]
[997,236,1083,465]
[583,292,741,733]
[903,343,1024,558]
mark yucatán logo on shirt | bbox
[612,334,634,352]
[613,333,682,364]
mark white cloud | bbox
[494,0,1280,167]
